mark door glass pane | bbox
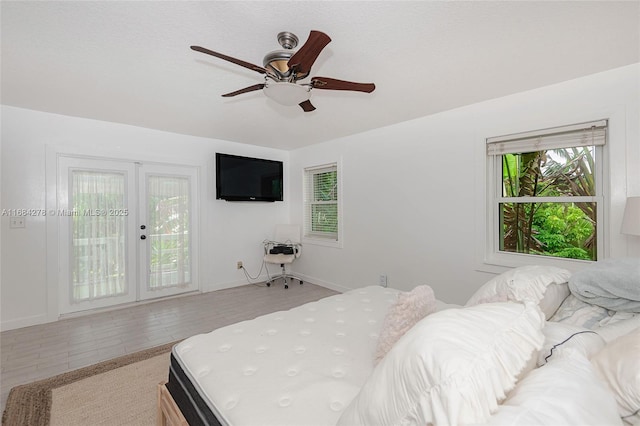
[71,171,127,302]
[147,175,191,290]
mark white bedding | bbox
[487,347,622,425]
[173,286,450,426]
[550,294,639,341]
[171,265,636,426]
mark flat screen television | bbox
[215,153,283,202]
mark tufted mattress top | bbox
[171,286,402,426]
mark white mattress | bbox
[173,286,402,426]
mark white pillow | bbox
[537,322,605,367]
[373,285,437,365]
[337,301,545,426]
[539,282,572,318]
[487,348,622,426]
[466,265,571,319]
[591,327,640,424]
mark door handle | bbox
[140,235,146,240]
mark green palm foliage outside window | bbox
[500,147,597,260]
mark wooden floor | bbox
[0,282,338,412]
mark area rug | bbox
[2,341,178,426]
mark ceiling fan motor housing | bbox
[263,32,309,82]
[263,50,296,81]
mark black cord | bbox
[621,408,640,420]
[242,260,268,282]
[543,330,599,364]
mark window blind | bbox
[304,164,338,239]
[487,119,607,155]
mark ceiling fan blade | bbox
[190,46,266,74]
[311,77,376,93]
[299,100,316,112]
[287,31,331,76]
[221,84,265,97]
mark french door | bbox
[138,163,198,300]
[58,156,198,314]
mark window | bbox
[304,163,339,242]
[486,120,607,263]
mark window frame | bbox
[302,161,343,248]
[484,121,608,269]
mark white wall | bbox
[289,64,640,304]
[2,64,638,330]
[0,106,289,330]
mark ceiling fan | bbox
[190,30,375,112]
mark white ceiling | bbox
[2,1,639,150]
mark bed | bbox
[157,259,640,426]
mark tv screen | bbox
[216,153,283,202]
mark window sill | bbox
[478,251,594,275]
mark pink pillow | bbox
[373,285,437,364]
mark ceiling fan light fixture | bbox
[263,82,311,106]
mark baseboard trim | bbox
[204,275,270,293]
[209,273,350,294]
[291,273,351,293]
[1,313,49,332]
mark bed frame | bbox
[157,382,188,426]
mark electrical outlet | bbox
[236,261,243,270]
[379,274,387,287]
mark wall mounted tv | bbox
[215,153,283,202]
